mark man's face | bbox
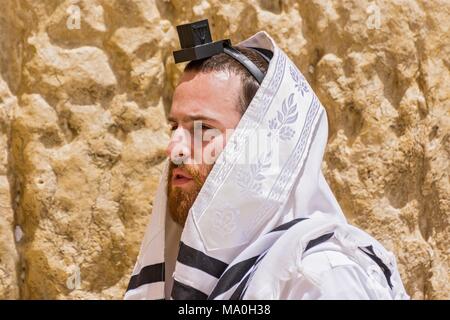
[166,70,242,226]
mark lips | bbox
[171,167,193,186]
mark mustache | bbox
[169,162,196,177]
[168,162,209,187]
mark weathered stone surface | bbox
[0,78,19,300]
[0,0,448,299]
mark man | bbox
[124,23,409,300]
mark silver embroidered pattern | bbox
[268,93,298,141]
[236,150,272,195]
[250,96,322,234]
[191,52,286,217]
[289,64,309,97]
[212,205,239,236]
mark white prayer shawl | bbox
[124,32,409,300]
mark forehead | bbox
[169,71,241,122]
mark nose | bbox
[166,127,191,164]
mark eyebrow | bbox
[168,114,219,124]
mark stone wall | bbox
[0,0,448,299]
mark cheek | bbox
[202,134,228,165]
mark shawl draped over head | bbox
[124,32,409,300]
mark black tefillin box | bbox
[173,19,231,63]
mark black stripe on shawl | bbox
[208,255,259,300]
[359,245,393,289]
[171,280,208,300]
[209,218,309,299]
[269,218,308,233]
[177,242,228,278]
[304,232,334,252]
[229,232,335,300]
[127,263,164,291]
[229,272,252,300]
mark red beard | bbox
[167,161,213,226]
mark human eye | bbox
[193,121,214,132]
[169,122,178,131]
[201,124,213,130]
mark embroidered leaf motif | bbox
[277,110,283,123]
[237,150,272,195]
[289,64,309,97]
[288,93,294,108]
[268,118,278,130]
[268,93,298,141]
[212,206,239,235]
[282,98,287,115]
[286,112,298,124]
[286,100,298,123]
[280,126,295,141]
[254,173,265,181]
[237,170,251,188]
